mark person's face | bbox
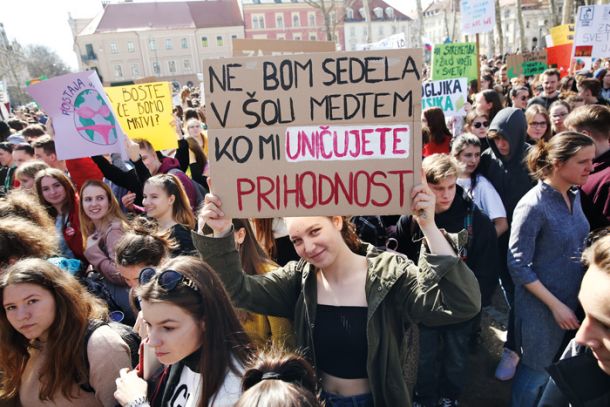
[12,150,32,167]
[542,74,559,95]
[40,176,67,208]
[500,68,508,83]
[512,90,529,109]
[0,149,13,167]
[187,121,201,138]
[575,264,610,374]
[143,183,174,221]
[421,113,428,127]
[480,77,490,90]
[142,300,203,365]
[429,176,457,213]
[527,114,548,140]
[33,147,55,167]
[553,145,595,186]
[458,145,481,176]
[3,283,56,341]
[286,216,343,270]
[82,185,110,222]
[139,148,160,175]
[469,116,489,139]
[577,87,594,103]
[493,135,511,157]
[17,175,35,191]
[550,106,569,130]
[475,93,491,113]
[117,264,148,288]
[603,73,610,88]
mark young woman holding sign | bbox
[193,178,481,407]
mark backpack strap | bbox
[81,319,107,392]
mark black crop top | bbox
[313,304,368,379]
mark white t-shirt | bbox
[457,174,506,220]
[169,362,243,407]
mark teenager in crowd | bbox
[251,218,300,266]
[194,185,481,406]
[0,258,132,406]
[452,133,508,237]
[577,78,610,106]
[79,179,132,320]
[396,154,498,407]
[600,69,610,103]
[35,168,85,264]
[463,110,491,151]
[475,89,504,122]
[14,160,48,193]
[508,132,595,406]
[114,256,253,407]
[549,101,571,135]
[175,119,209,191]
[11,143,34,167]
[538,232,610,406]
[480,74,494,91]
[142,174,196,256]
[509,86,530,110]
[422,107,453,157]
[525,104,552,144]
[0,142,16,196]
[231,218,294,348]
[236,348,320,407]
[565,105,610,230]
[528,69,561,109]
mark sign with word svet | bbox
[431,42,478,82]
[203,50,423,217]
[105,82,177,151]
[573,5,610,70]
[460,0,495,35]
[27,71,124,160]
[422,78,468,117]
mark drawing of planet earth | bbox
[73,89,118,145]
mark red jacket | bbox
[62,196,86,264]
[66,157,104,192]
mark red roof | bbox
[93,0,243,33]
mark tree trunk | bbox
[548,0,560,27]
[561,0,574,25]
[516,0,526,52]
[362,0,373,43]
[415,0,424,48]
[450,0,459,41]
[495,0,504,55]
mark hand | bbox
[125,137,141,162]
[114,368,148,406]
[121,192,136,211]
[197,179,231,235]
[410,172,436,231]
[551,302,580,330]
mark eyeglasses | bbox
[139,267,199,292]
[529,121,547,128]
[473,121,489,128]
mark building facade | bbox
[71,0,244,86]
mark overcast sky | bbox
[2,0,416,71]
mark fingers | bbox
[207,177,213,194]
[119,367,131,379]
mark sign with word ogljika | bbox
[105,82,176,151]
[573,5,610,70]
[507,50,548,78]
[431,43,478,82]
[460,0,495,35]
[422,78,468,117]
[203,50,423,217]
[27,71,124,160]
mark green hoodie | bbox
[192,230,481,407]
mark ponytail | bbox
[526,131,594,180]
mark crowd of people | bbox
[0,55,609,407]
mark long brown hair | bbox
[252,218,276,259]
[423,107,452,144]
[145,174,195,229]
[0,258,108,401]
[78,179,129,242]
[337,216,361,253]
[34,168,77,218]
[232,218,276,276]
[136,256,253,407]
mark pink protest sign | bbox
[27,71,125,160]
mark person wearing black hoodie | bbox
[478,107,536,381]
[396,154,498,407]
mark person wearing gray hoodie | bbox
[479,107,536,380]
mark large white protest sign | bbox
[422,78,468,117]
[355,33,407,51]
[461,0,495,35]
[573,5,610,70]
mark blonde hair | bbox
[78,179,129,242]
[422,154,460,184]
[582,232,610,272]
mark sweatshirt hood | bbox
[158,157,181,173]
[487,107,527,163]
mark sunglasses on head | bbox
[139,267,199,292]
[473,121,489,128]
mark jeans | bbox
[510,363,549,407]
[415,318,475,404]
[320,390,374,407]
[498,232,516,351]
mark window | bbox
[346,8,354,20]
[526,21,530,29]
[293,33,302,41]
[216,35,223,46]
[292,13,300,27]
[373,7,383,19]
[168,60,176,74]
[183,59,191,72]
[385,7,394,18]
[378,26,384,36]
[201,36,208,47]
[276,13,284,28]
[277,33,286,40]
[114,64,123,78]
[85,43,95,59]
[181,38,188,49]
[391,25,397,34]
[152,61,160,75]
[165,39,172,50]
[309,33,316,41]
[131,64,140,77]
[127,41,135,53]
[252,15,265,29]
[308,12,316,27]
[148,39,156,50]
[110,42,118,54]
[232,34,237,40]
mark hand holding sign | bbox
[411,171,435,229]
[197,178,232,237]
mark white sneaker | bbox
[495,348,520,381]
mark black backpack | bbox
[81,319,141,392]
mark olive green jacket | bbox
[192,230,481,407]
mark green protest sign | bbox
[431,43,477,82]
